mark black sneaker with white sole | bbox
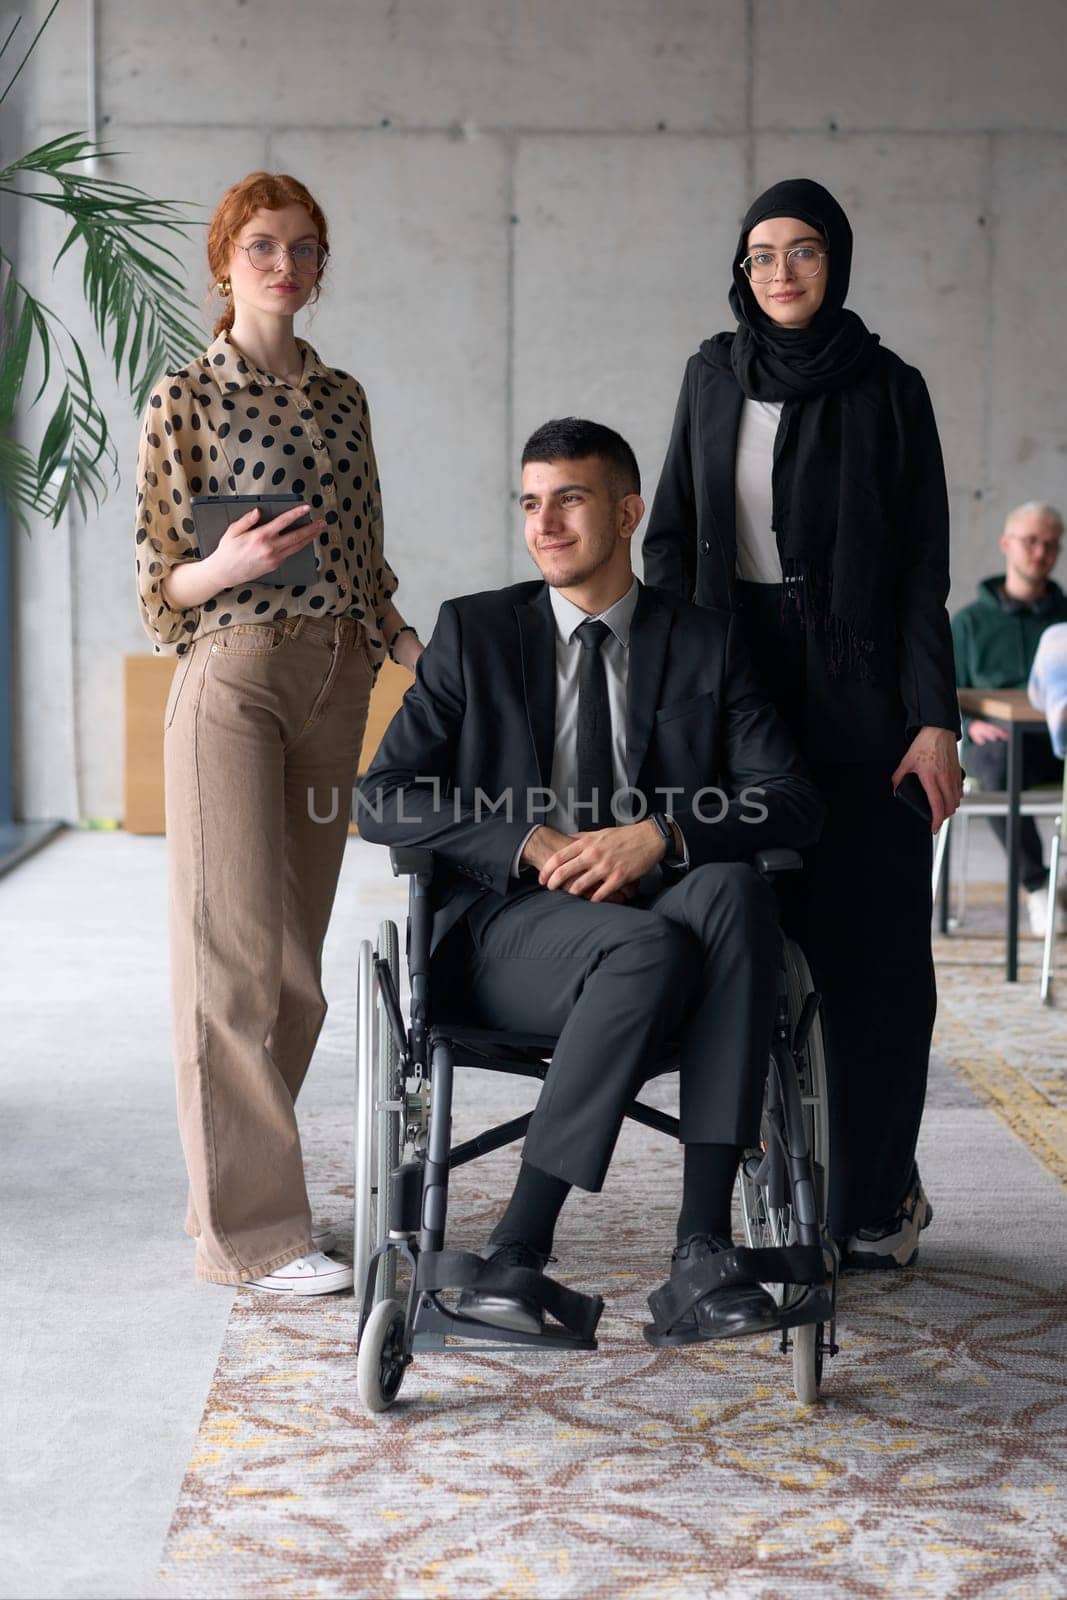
[842,1168,933,1270]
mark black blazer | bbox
[641,348,962,763]
[358,580,825,952]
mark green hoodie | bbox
[951,574,1067,692]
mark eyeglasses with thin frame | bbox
[741,246,828,285]
[1007,533,1061,554]
[238,240,328,274]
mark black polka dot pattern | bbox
[134,332,397,661]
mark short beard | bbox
[538,538,617,590]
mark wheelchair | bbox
[354,846,838,1413]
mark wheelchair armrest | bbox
[390,847,436,880]
[753,848,803,876]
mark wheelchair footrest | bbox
[413,1294,598,1352]
[776,1284,834,1331]
[647,1244,826,1336]
[415,1249,604,1344]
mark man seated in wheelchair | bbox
[359,418,825,1344]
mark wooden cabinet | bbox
[124,657,176,835]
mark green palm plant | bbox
[0,3,206,528]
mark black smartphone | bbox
[893,772,933,823]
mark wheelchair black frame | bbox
[358,847,837,1371]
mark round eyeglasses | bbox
[1007,533,1062,554]
[238,241,328,274]
[741,247,827,285]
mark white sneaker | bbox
[312,1225,337,1254]
[1026,886,1066,937]
[243,1251,354,1296]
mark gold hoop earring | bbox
[216,278,231,297]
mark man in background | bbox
[952,501,1067,933]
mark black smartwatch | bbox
[649,812,684,867]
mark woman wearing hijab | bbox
[643,178,963,1267]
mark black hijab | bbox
[705,178,891,677]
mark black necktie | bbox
[576,619,615,829]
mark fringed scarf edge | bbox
[780,556,879,681]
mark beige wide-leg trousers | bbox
[163,616,374,1282]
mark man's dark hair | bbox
[521,417,641,497]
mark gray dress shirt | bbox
[511,579,687,873]
[546,580,638,833]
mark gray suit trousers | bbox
[436,862,779,1192]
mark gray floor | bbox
[0,833,400,1600]
[1,833,234,1600]
[0,821,1045,1599]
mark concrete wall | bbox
[13,0,1067,819]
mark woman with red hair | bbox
[135,172,423,1294]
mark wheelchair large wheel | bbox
[739,938,829,1252]
[375,920,402,1300]
[357,1298,407,1413]
[782,937,829,1218]
[738,937,831,1403]
[354,923,404,1303]
[782,940,831,1406]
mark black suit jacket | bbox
[358,580,825,951]
[641,348,962,763]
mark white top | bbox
[734,398,784,584]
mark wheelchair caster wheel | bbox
[792,1321,823,1405]
[357,1298,407,1413]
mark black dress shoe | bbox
[661,1234,779,1344]
[456,1240,548,1335]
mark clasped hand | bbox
[521,820,667,904]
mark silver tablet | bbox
[189,494,319,588]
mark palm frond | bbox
[0,435,48,532]
[0,133,206,413]
[0,256,119,524]
[0,266,34,423]
[0,74,206,526]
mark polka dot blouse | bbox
[134,331,398,661]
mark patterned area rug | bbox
[933,882,1066,1182]
[159,868,1067,1599]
